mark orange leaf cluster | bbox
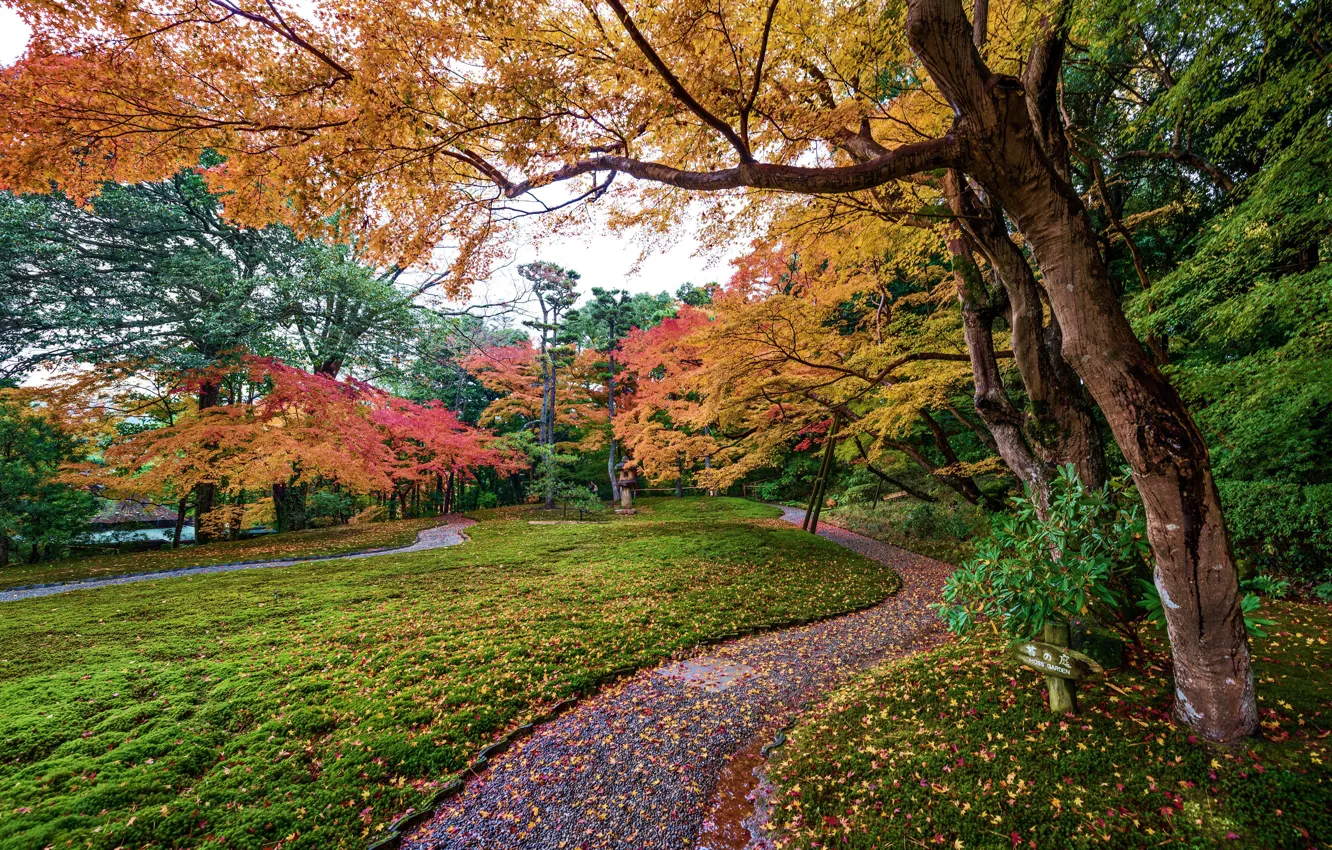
[90,357,518,502]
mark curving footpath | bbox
[403,507,954,850]
[0,517,474,603]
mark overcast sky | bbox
[0,10,741,312]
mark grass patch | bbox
[767,602,1332,849]
[0,497,899,849]
[0,519,442,590]
[822,500,985,564]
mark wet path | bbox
[403,507,953,850]
[0,517,474,603]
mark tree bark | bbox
[906,0,1256,740]
[944,170,1106,494]
[172,497,188,548]
[192,379,222,543]
[272,481,309,533]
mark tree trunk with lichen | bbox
[907,0,1256,740]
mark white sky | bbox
[0,10,741,315]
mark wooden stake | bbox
[1044,620,1077,714]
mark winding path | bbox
[0,517,474,603]
[403,507,954,850]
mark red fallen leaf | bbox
[1225,833,1240,840]
[823,815,840,827]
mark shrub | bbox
[307,490,354,524]
[1242,573,1292,599]
[1218,480,1332,580]
[935,466,1151,644]
[554,482,602,518]
[903,502,978,542]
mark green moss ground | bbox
[0,518,443,590]
[767,602,1332,849]
[0,497,899,849]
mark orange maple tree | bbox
[90,357,515,535]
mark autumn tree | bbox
[93,357,513,533]
[0,0,1271,737]
[465,340,605,503]
[563,287,676,499]
[616,305,720,492]
[666,244,1005,507]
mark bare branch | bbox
[500,135,957,198]
[740,0,780,149]
[207,0,353,81]
[1116,148,1234,193]
[604,0,754,163]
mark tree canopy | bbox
[2,0,1329,741]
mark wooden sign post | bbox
[1011,623,1104,715]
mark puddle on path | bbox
[657,657,756,692]
[697,737,774,850]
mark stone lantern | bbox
[615,461,639,510]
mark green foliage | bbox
[0,399,97,566]
[935,466,1150,641]
[271,243,424,379]
[553,481,603,517]
[748,452,822,503]
[768,602,1332,849]
[306,489,355,524]
[1217,481,1332,579]
[1314,583,1332,604]
[1243,574,1292,600]
[0,499,899,849]
[902,501,975,542]
[674,282,716,307]
[562,288,676,352]
[0,171,295,376]
[822,498,983,565]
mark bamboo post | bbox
[802,441,831,531]
[807,415,841,534]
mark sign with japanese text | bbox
[1011,640,1104,680]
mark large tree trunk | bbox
[947,222,1052,507]
[272,481,309,533]
[0,534,8,567]
[945,171,1106,496]
[833,93,1104,505]
[906,0,1256,740]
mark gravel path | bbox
[0,517,474,603]
[403,507,954,850]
